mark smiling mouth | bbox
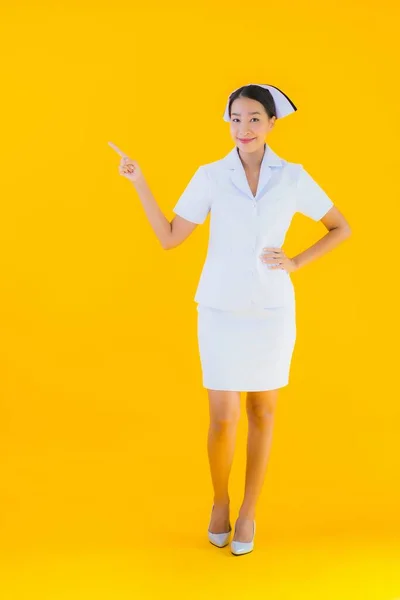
[238,138,256,143]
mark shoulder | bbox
[272,154,304,177]
[277,158,303,181]
[274,158,307,188]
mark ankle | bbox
[213,498,230,507]
[238,510,255,521]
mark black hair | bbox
[228,84,277,120]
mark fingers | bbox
[260,247,285,269]
[263,247,281,253]
[109,142,139,180]
[121,158,135,171]
[119,164,135,175]
[108,141,129,158]
[260,247,284,260]
[109,141,135,175]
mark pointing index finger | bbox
[108,141,129,158]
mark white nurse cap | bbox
[222,83,297,121]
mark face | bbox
[229,96,276,153]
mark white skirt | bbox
[196,302,297,392]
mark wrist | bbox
[132,175,146,188]
[292,256,300,271]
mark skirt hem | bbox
[201,379,290,392]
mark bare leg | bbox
[233,389,279,542]
[207,388,241,534]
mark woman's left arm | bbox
[260,206,351,272]
[291,206,351,271]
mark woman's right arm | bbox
[108,142,199,250]
[132,177,199,250]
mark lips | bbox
[238,138,255,143]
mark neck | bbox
[237,143,266,171]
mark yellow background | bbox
[1,0,399,598]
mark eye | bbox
[232,118,260,123]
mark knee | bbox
[247,402,275,425]
[208,390,240,432]
[210,410,240,432]
[247,390,278,424]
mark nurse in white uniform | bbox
[109,83,351,555]
[172,84,341,394]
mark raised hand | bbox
[108,141,143,183]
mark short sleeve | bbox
[295,165,334,221]
[172,165,212,225]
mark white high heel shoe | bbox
[230,519,256,555]
[207,504,232,548]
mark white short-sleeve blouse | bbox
[173,144,334,310]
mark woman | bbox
[108,83,351,556]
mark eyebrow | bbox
[231,111,261,116]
